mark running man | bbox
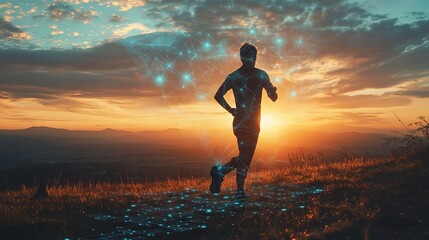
[210,43,278,198]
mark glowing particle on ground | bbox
[290,90,297,98]
[310,188,323,194]
[206,209,212,213]
[281,208,287,212]
[249,28,256,35]
[299,205,305,209]
[274,76,282,83]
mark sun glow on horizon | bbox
[260,114,287,136]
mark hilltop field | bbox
[1,153,428,240]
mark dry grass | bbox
[1,155,428,239]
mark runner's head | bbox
[240,43,257,67]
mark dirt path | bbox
[79,184,324,239]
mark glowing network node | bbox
[197,93,207,101]
[166,62,173,69]
[154,75,165,86]
[274,37,286,47]
[202,41,212,51]
[181,72,193,86]
[182,73,191,81]
[295,38,304,47]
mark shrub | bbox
[388,115,429,159]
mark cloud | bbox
[103,0,146,12]
[109,14,126,22]
[0,68,145,98]
[110,23,160,39]
[392,81,429,98]
[393,88,429,98]
[2,0,429,111]
[145,0,429,100]
[311,112,387,125]
[50,25,64,35]
[310,94,412,108]
[0,41,135,71]
[46,1,76,20]
[0,31,233,108]
[318,19,429,93]
[51,29,64,35]
[26,7,37,14]
[43,1,99,23]
[0,16,31,40]
[0,2,11,9]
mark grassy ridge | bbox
[1,155,428,239]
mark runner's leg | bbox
[235,129,259,191]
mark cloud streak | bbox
[0,17,31,40]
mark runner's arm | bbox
[263,73,278,102]
[214,76,235,116]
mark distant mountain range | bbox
[0,126,396,153]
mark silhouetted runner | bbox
[210,43,278,199]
